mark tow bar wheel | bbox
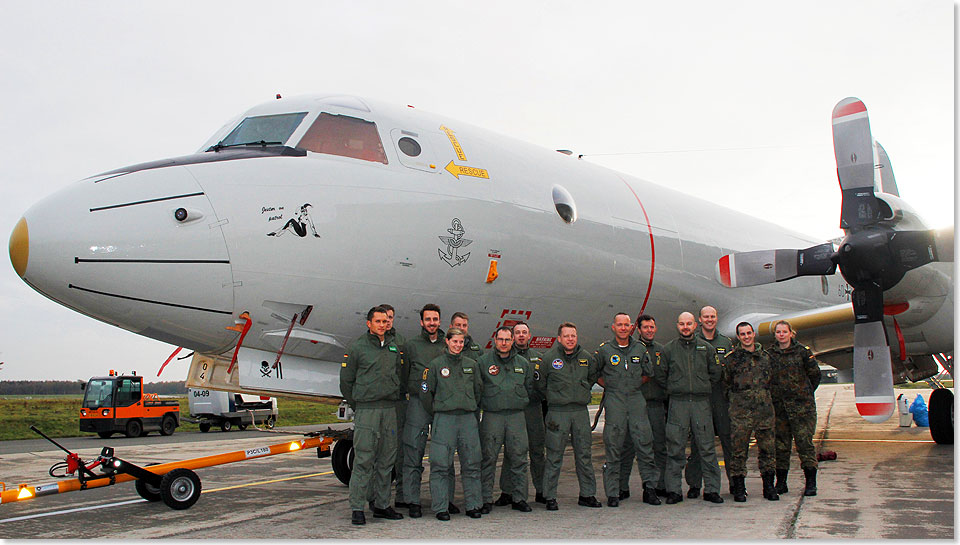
[160,468,202,510]
[135,463,162,502]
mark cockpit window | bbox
[296,113,388,164]
[218,112,308,147]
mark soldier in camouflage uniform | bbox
[768,320,821,497]
[536,322,602,511]
[478,326,534,513]
[340,306,405,525]
[723,322,778,502]
[421,328,484,520]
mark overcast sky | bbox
[0,1,954,381]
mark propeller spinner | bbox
[716,97,954,423]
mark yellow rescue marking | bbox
[445,161,489,180]
[440,125,466,161]
[204,471,332,493]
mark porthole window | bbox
[398,137,422,157]
[552,185,577,224]
[821,276,829,296]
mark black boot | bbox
[761,471,779,501]
[803,467,817,496]
[774,469,789,494]
[642,485,662,505]
[732,476,746,502]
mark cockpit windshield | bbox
[82,379,114,409]
[215,112,308,149]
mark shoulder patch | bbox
[422,369,429,380]
[341,361,347,368]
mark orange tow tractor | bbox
[80,371,180,438]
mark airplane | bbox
[8,93,953,482]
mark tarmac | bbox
[0,384,952,539]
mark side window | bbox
[390,129,439,173]
[116,378,142,407]
[296,113,388,164]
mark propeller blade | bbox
[851,284,895,423]
[887,228,954,276]
[833,98,883,229]
[716,243,836,288]
[874,141,899,196]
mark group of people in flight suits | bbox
[339,303,822,525]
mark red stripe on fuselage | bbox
[833,100,866,119]
[618,176,656,314]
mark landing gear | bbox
[331,439,354,486]
[928,388,954,445]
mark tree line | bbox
[0,380,188,395]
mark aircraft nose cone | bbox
[9,217,28,278]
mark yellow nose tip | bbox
[9,217,28,278]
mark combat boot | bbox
[761,471,779,501]
[774,469,789,494]
[732,476,746,502]
[642,485,662,505]
[803,467,817,496]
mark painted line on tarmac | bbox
[0,470,337,524]
[0,499,145,524]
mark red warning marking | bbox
[718,255,731,287]
[833,100,866,119]
[529,336,556,349]
[857,401,894,416]
[487,309,535,348]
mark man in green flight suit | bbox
[637,313,669,497]
[656,312,724,505]
[451,311,484,360]
[370,303,406,510]
[596,312,662,507]
[399,304,448,518]
[686,305,735,498]
[496,321,547,506]
[723,322,778,502]
[340,306,405,525]
[421,328,484,520]
[478,326,535,513]
[536,322,602,511]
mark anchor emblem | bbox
[438,218,473,267]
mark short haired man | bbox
[340,306,406,525]
[422,328,484,520]
[478,326,535,513]
[536,322,601,510]
[686,305,736,498]
[724,322,777,502]
[655,312,724,505]
[399,304,450,518]
[636,313,668,497]
[596,313,662,507]
[497,321,548,505]
[372,303,405,509]
[451,312,484,360]
[768,320,822,497]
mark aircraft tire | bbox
[928,388,954,445]
[331,439,354,486]
[160,415,177,436]
[160,468,202,510]
[125,419,143,438]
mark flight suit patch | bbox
[552,359,564,369]
[696,346,707,351]
[388,345,398,352]
[488,365,500,376]
[610,355,621,365]
[463,367,474,374]
[421,381,429,392]
[440,367,451,377]
[534,371,541,380]
[341,362,347,368]
[514,367,524,374]
[422,369,429,380]
[469,344,480,351]
[631,356,641,364]
[578,359,588,366]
